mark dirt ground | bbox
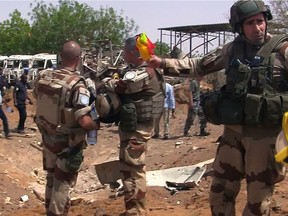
[1,86,288,216]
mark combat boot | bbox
[200,128,210,136]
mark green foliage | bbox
[29,0,98,53]
[154,41,170,57]
[0,0,138,55]
[93,6,138,46]
[0,10,32,55]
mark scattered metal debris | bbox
[32,188,44,202]
[19,195,29,202]
[95,158,215,197]
[147,158,214,195]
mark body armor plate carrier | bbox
[34,69,86,134]
[201,35,288,127]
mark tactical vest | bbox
[201,35,288,127]
[226,35,288,95]
[130,67,165,122]
[34,69,86,134]
[119,66,165,131]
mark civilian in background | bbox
[153,82,176,140]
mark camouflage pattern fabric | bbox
[42,134,80,216]
[33,68,90,216]
[162,34,288,215]
[42,130,86,216]
[102,65,164,215]
[183,101,207,134]
[119,120,153,216]
[210,125,284,216]
[33,69,89,135]
[184,79,207,135]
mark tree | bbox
[154,41,170,57]
[0,10,32,55]
[268,1,288,34]
[28,0,138,53]
[29,0,98,53]
[93,6,138,46]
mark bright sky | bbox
[0,0,271,47]
[0,1,235,41]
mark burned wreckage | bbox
[80,40,126,82]
[0,40,125,89]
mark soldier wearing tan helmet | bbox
[148,0,288,215]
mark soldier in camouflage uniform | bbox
[183,78,209,137]
[148,0,288,215]
[33,41,99,216]
[98,35,165,215]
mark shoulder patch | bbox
[79,94,89,106]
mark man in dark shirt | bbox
[13,74,33,134]
[0,69,11,138]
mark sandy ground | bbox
[1,88,288,216]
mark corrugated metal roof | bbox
[158,23,232,34]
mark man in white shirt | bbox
[153,82,176,139]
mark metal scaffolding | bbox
[158,23,235,57]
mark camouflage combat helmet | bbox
[94,92,121,118]
[229,0,272,33]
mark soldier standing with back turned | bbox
[33,40,99,216]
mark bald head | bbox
[60,40,81,64]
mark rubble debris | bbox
[19,195,29,202]
[32,188,44,202]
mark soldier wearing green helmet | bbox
[148,0,288,215]
[229,0,273,34]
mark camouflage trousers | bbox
[119,120,153,216]
[183,101,207,134]
[210,125,285,216]
[42,134,79,216]
[153,108,171,137]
